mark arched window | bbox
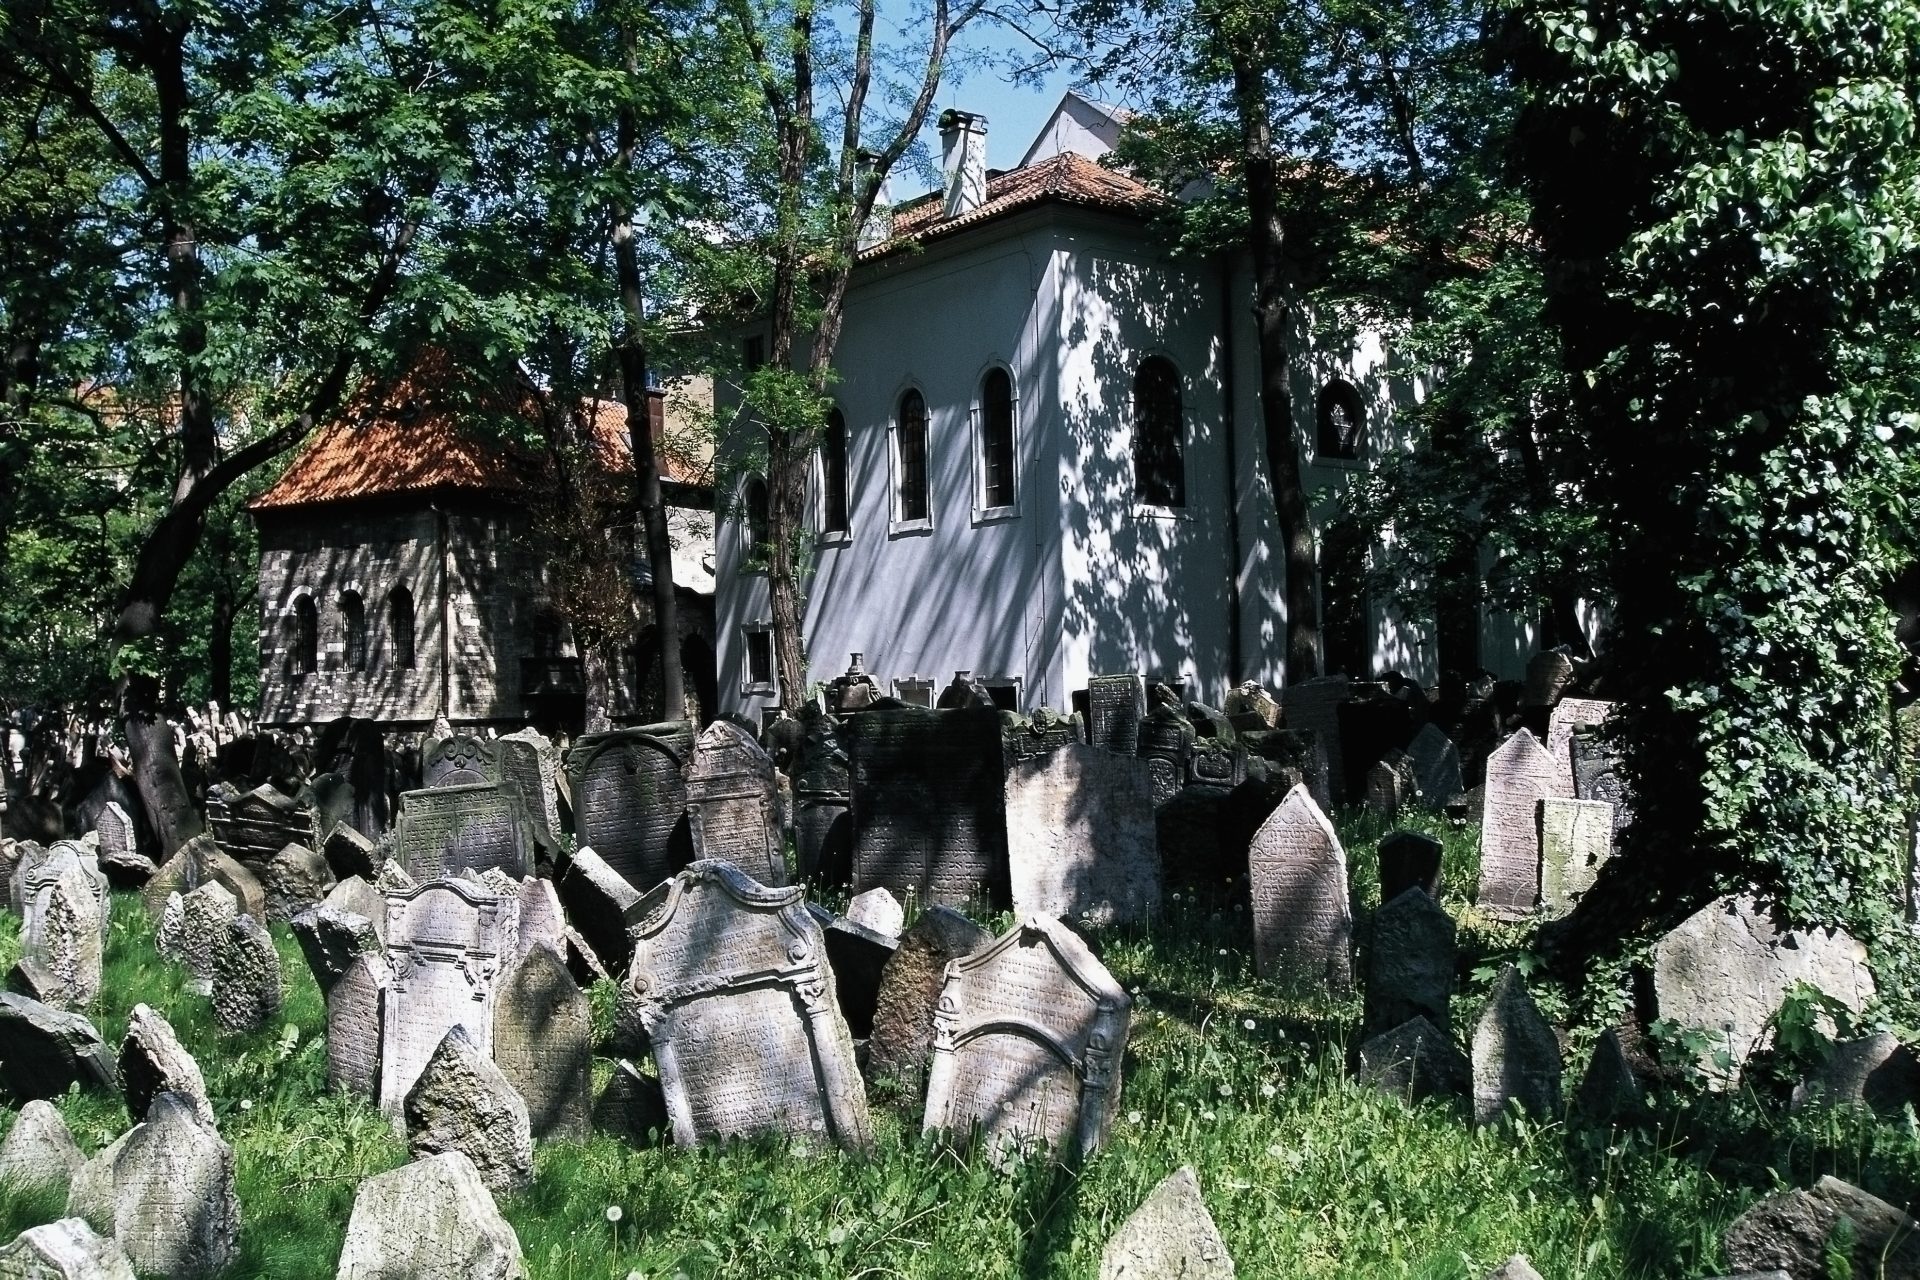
[388,586,416,670]
[291,596,318,676]
[340,591,367,672]
[744,475,770,562]
[979,368,1015,510]
[821,409,849,535]
[1316,379,1366,461]
[1132,357,1185,507]
[895,389,929,523]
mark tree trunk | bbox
[1232,52,1321,684]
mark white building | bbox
[715,93,1540,718]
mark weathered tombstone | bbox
[846,707,1010,909]
[322,824,380,884]
[23,867,102,1010]
[497,728,560,854]
[94,801,154,886]
[867,906,993,1101]
[324,876,387,941]
[1470,965,1562,1125]
[175,882,238,994]
[1281,676,1352,806]
[1545,698,1614,787]
[827,653,880,713]
[1223,682,1281,730]
[1523,650,1576,707]
[0,995,116,1101]
[564,722,695,892]
[792,720,852,886]
[1723,1176,1920,1279]
[1538,797,1615,918]
[119,1005,212,1125]
[1653,894,1875,1085]
[512,876,565,965]
[0,1218,137,1280]
[1005,707,1079,763]
[683,721,784,885]
[1003,741,1160,927]
[491,944,590,1142]
[65,1092,239,1280]
[376,879,512,1117]
[1570,731,1632,840]
[0,1100,84,1195]
[626,860,873,1149]
[327,952,389,1101]
[591,1060,668,1148]
[1377,830,1444,903]
[1086,675,1148,755]
[922,914,1131,1163]
[206,781,322,872]
[1134,705,1194,807]
[807,906,898,1040]
[1574,1027,1643,1124]
[936,671,994,710]
[556,847,641,976]
[16,844,107,935]
[1405,723,1463,812]
[290,905,381,995]
[1099,1166,1236,1279]
[423,733,494,788]
[403,1025,533,1194]
[211,914,283,1034]
[1363,750,1416,820]
[335,1151,526,1280]
[1476,730,1566,917]
[1246,785,1353,988]
[391,784,533,882]
[262,842,334,922]
[1363,887,1455,1039]
[845,887,905,938]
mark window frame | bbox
[1130,354,1189,516]
[970,364,1020,524]
[740,473,771,573]
[289,593,319,677]
[977,675,1023,713]
[817,406,852,546]
[341,590,368,673]
[1315,378,1368,465]
[889,385,934,536]
[741,622,776,695]
[388,585,416,671]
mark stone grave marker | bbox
[392,784,533,882]
[1523,650,1575,707]
[557,847,642,976]
[1378,830,1443,903]
[1247,785,1353,988]
[845,887,904,938]
[23,865,102,1010]
[263,842,334,922]
[1099,1165,1236,1279]
[328,952,389,1101]
[684,721,784,885]
[1224,681,1281,730]
[867,906,993,1101]
[565,723,695,892]
[176,881,238,994]
[806,907,898,1040]
[65,1092,238,1280]
[1470,965,1562,1125]
[1570,732,1632,840]
[0,1100,83,1195]
[1134,705,1194,807]
[1003,741,1159,927]
[513,876,566,966]
[404,1025,533,1194]
[592,1060,668,1148]
[376,879,512,1117]
[423,733,494,788]
[627,861,872,1150]
[336,1151,526,1280]
[1539,797,1615,918]
[1363,750,1416,820]
[0,994,116,1102]
[1574,1026,1643,1124]
[922,914,1131,1163]
[322,823,380,883]
[492,944,590,1141]
[1546,698,1614,788]
[792,721,851,886]
[1282,676,1351,806]
[207,781,322,872]
[846,707,1010,909]
[95,801,153,884]
[497,729,559,854]
[290,904,381,994]
[0,1218,138,1279]
[1086,675,1148,755]
[120,1005,212,1126]
[1362,887,1455,1039]
[212,914,283,1034]
[1476,729,1567,917]
[16,843,107,935]
[1405,723,1463,811]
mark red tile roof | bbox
[859,152,1162,260]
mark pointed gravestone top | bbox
[1378,830,1444,903]
[1363,887,1456,1040]
[1099,1166,1236,1279]
[1247,785,1352,988]
[1353,1015,1468,1102]
[1476,729,1566,918]
[1405,723,1462,811]
[1470,965,1562,1126]
[1574,1026,1642,1124]
[683,720,783,886]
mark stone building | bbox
[250,355,715,733]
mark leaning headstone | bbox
[322,822,381,884]
[1405,724,1463,811]
[591,1060,669,1148]
[1281,676,1351,806]
[1378,830,1444,903]
[1363,751,1416,820]
[1653,894,1875,1085]
[492,944,590,1142]
[1476,730,1566,917]
[867,906,993,1101]
[564,722,695,893]
[1574,1027,1643,1125]
[290,905,381,996]
[403,1025,534,1195]
[1086,675,1148,755]
[628,860,873,1149]
[1354,1015,1469,1102]
[1003,741,1160,927]
[1546,698,1614,785]
[94,802,154,886]
[211,914,283,1035]
[512,876,566,966]
[324,876,387,940]
[1223,682,1281,730]
[1099,1166,1236,1279]
[923,914,1131,1163]
[15,844,106,925]
[0,994,116,1102]
[65,1092,239,1280]
[1470,966,1562,1125]
[499,727,561,853]
[1723,1176,1920,1279]
[25,867,102,1010]
[391,784,533,882]
[1246,785,1353,988]
[808,907,898,1040]
[846,706,1010,909]
[1363,888,1455,1039]
[1523,650,1575,707]
[0,1100,84,1194]
[262,842,334,923]
[1538,797,1615,918]
[119,1005,213,1125]
[1134,705,1195,807]
[683,721,785,885]
[1791,1030,1920,1117]
[845,887,904,939]
[175,881,238,995]
[335,1151,526,1280]
[376,879,513,1117]
[556,846,641,977]
[0,1218,137,1280]
[327,952,389,1101]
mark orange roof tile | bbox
[859,152,1162,261]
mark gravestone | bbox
[565,722,695,892]
[1246,785,1353,988]
[0,995,114,1102]
[1378,830,1444,903]
[512,877,566,966]
[1005,708,1079,763]
[211,914,283,1034]
[1793,1030,1920,1116]
[1476,730,1566,917]
[1281,677,1351,806]
[556,847,642,976]
[792,720,851,886]
[1545,698,1614,789]
[684,721,784,885]
[327,952,389,1101]
[391,784,532,882]
[1405,724,1463,811]
[936,671,994,710]
[1363,750,1416,820]
[867,906,994,1101]
[423,733,494,788]
[119,1005,212,1126]
[403,1025,533,1194]
[1523,650,1575,707]
[846,887,905,938]
[65,1092,239,1280]
[335,1151,526,1280]
[0,1218,137,1280]
[1086,675,1148,755]
[1003,741,1159,927]
[325,876,387,941]
[289,905,381,995]
[846,707,1010,909]
[498,728,560,855]
[1574,1026,1643,1124]
[94,801,153,885]
[591,1060,668,1148]
[1223,682,1281,730]
[1470,965,1562,1125]
[376,879,512,1117]
[492,944,590,1141]
[922,914,1131,1162]
[175,882,238,994]
[807,907,898,1040]
[0,1101,84,1195]
[1570,732,1632,840]
[627,860,873,1149]
[262,842,334,922]
[207,781,322,872]
[24,867,102,1010]
[1099,1166,1236,1280]
[16,844,107,936]
[1538,797,1615,918]
[827,653,880,713]
[1363,887,1455,1039]
[1134,706,1195,807]
[1723,1176,1920,1280]
[322,824,380,883]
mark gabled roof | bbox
[857,152,1162,263]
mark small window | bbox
[895,390,930,524]
[744,475,770,563]
[388,586,416,670]
[821,409,849,535]
[744,627,774,690]
[341,591,367,672]
[1317,380,1366,461]
[291,596,318,676]
[979,368,1015,510]
[1132,357,1185,507]
[980,676,1022,712]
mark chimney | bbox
[856,150,894,252]
[939,109,989,219]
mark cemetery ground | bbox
[0,810,1912,1278]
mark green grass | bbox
[0,814,1914,1278]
